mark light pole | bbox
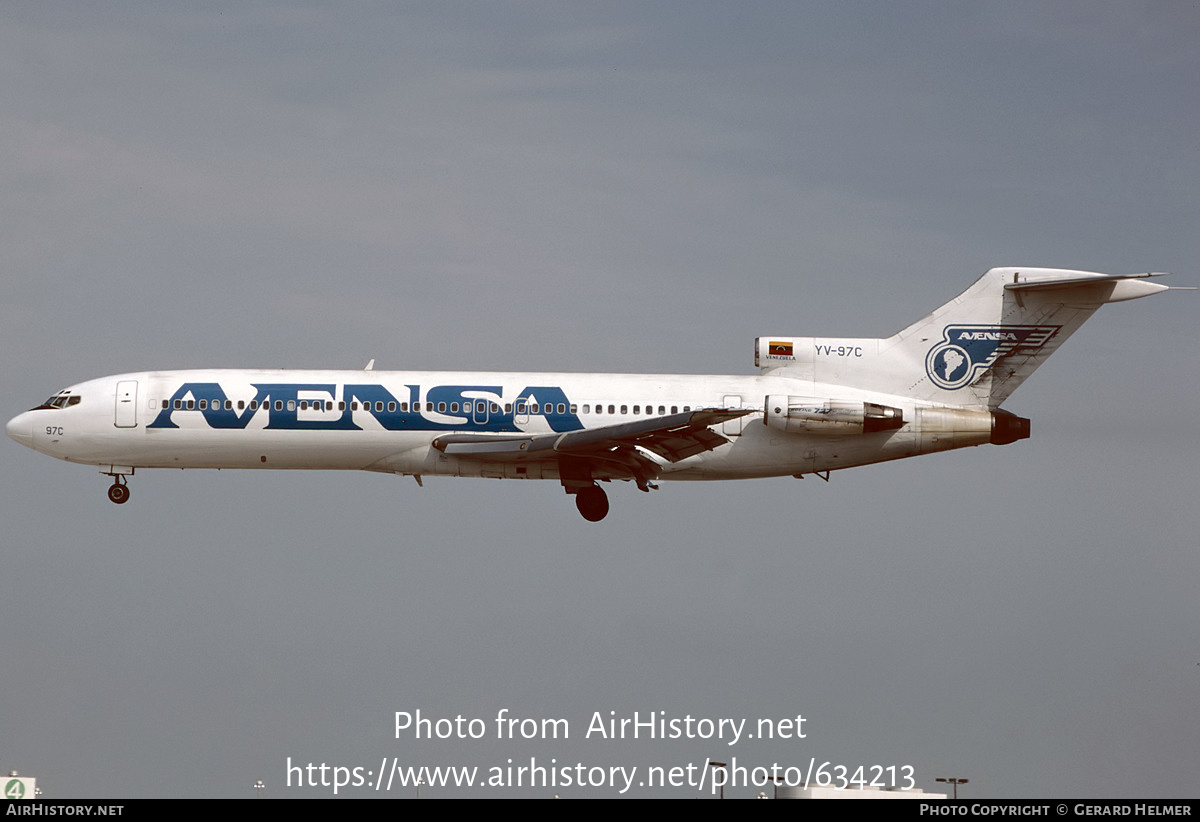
[936,777,969,799]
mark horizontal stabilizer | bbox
[1004,271,1175,303]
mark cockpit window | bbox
[32,391,81,411]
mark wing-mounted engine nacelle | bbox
[763,395,905,435]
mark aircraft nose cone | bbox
[6,412,33,448]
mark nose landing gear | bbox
[103,470,131,504]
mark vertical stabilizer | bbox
[758,268,1173,409]
[883,268,1170,408]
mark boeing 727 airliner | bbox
[5,268,1181,520]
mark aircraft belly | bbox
[80,428,433,471]
[808,432,920,472]
[660,428,814,480]
[662,428,923,480]
[438,459,561,481]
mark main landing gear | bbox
[105,472,131,504]
[574,485,609,522]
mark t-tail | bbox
[756,267,1180,411]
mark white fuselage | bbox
[7,269,1174,519]
[5,368,982,483]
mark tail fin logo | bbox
[925,325,1059,390]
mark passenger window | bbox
[620,405,628,414]
[505,403,512,413]
[250,401,258,410]
[238,400,245,410]
[608,405,615,414]
[633,405,640,414]
[671,406,678,414]
[299,401,307,410]
[388,402,396,412]
[450,402,459,413]
[338,402,345,411]
[557,403,565,414]
[163,400,170,409]
[437,402,446,413]
[287,401,296,411]
[583,404,590,414]
[199,400,207,410]
[275,401,283,411]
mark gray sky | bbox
[2,1,1197,798]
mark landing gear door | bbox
[115,380,138,428]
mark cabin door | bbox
[114,380,138,428]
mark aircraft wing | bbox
[431,408,752,488]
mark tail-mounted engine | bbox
[764,395,905,435]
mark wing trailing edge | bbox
[431,408,750,463]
